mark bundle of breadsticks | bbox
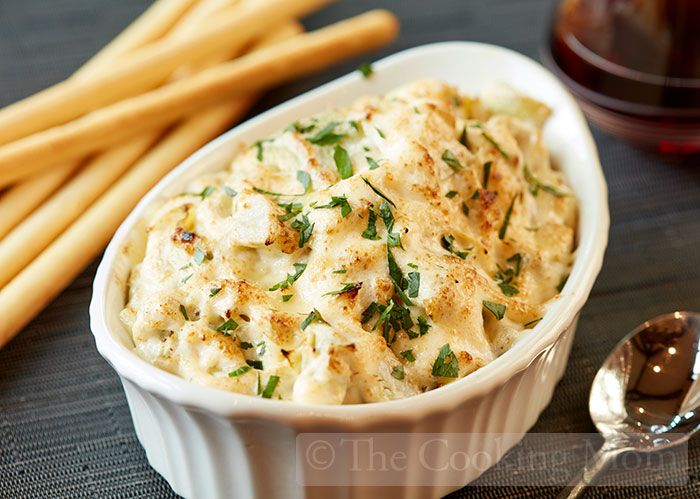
[0,0,399,349]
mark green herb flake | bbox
[324,282,362,296]
[366,156,381,170]
[277,201,303,222]
[362,207,380,240]
[459,126,470,150]
[332,268,347,274]
[400,349,416,362]
[361,302,379,324]
[253,186,302,197]
[481,130,509,159]
[445,190,458,199]
[209,287,221,297]
[371,299,395,332]
[498,197,516,240]
[314,195,351,217]
[269,262,307,291]
[406,271,420,298]
[483,300,506,320]
[228,365,251,377]
[378,201,394,232]
[261,375,280,398]
[407,262,418,269]
[417,316,431,336]
[387,231,403,249]
[240,341,254,350]
[179,304,190,321]
[524,165,568,197]
[290,215,314,248]
[391,365,405,380]
[254,141,265,161]
[301,309,324,330]
[524,317,543,328]
[199,185,215,199]
[246,359,264,370]
[376,127,386,139]
[307,121,344,145]
[498,282,519,297]
[216,318,239,335]
[223,186,237,197]
[358,62,374,78]
[333,145,353,179]
[508,253,522,276]
[431,343,459,378]
[461,202,469,216]
[441,234,470,259]
[441,150,464,171]
[297,171,312,193]
[193,247,210,265]
[361,177,396,207]
[482,161,492,189]
[282,294,293,302]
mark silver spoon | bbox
[558,311,700,498]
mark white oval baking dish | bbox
[90,42,608,499]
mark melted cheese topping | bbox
[120,80,577,404]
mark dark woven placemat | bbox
[1,1,699,497]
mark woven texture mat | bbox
[1,0,699,497]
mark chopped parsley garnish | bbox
[332,268,347,274]
[253,186,302,197]
[471,190,480,200]
[361,302,379,324]
[361,177,396,207]
[483,300,506,320]
[223,186,237,197]
[240,341,254,350]
[349,120,360,131]
[524,317,543,328]
[314,195,351,217]
[366,157,381,170]
[361,207,380,240]
[461,202,469,216]
[459,126,469,150]
[209,287,221,297]
[277,202,303,222]
[300,309,324,330]
[498,197,516,240]
[495,253,521,297]
[473,124,509,159]
[254,140,265,161]
[400,349,416,362]
[417,316,431,336]
[285,121,316,133]
[406,271,420,298]
[228,365,251,377]
[376,127,386,139]
[333,145,353,179]
[261,375,280,398]
[371,299,395,332]
[282,294,293,302]
[391,365,405,380]
[445,190,458,199]
[193,247,210,265]
[256,341,266,357]
[387,232,403,248]
[290,214,314,247]
[431,344,459,378]
[269,262,307,291]
[407,262,418,269]
[246,359,263,370]
[523,165,567,197]
[441,150,464,171]
[297,171,312,193]
[378,201,394,232]
[307,121,344,145]
[482,161,492,189]
[557,274,569,293]
[387,247,413,306]
[198,185,215,199]
[358,62,373,78]
[441,234,470,259]
[179,304,189,321]
[216,318,239,335]
[324,282,362,296]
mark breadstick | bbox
[0,20,303,289]
[0,10,400,188]
[0,22,304,347]
[0,0,332,145]
[0,0,197,238]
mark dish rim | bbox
[90,41,609,424]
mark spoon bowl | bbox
[560,311,700,497]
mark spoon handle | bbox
[556,444,625,499]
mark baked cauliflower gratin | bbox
[120,80,577,404]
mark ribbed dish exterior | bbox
[121,318,577,499]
